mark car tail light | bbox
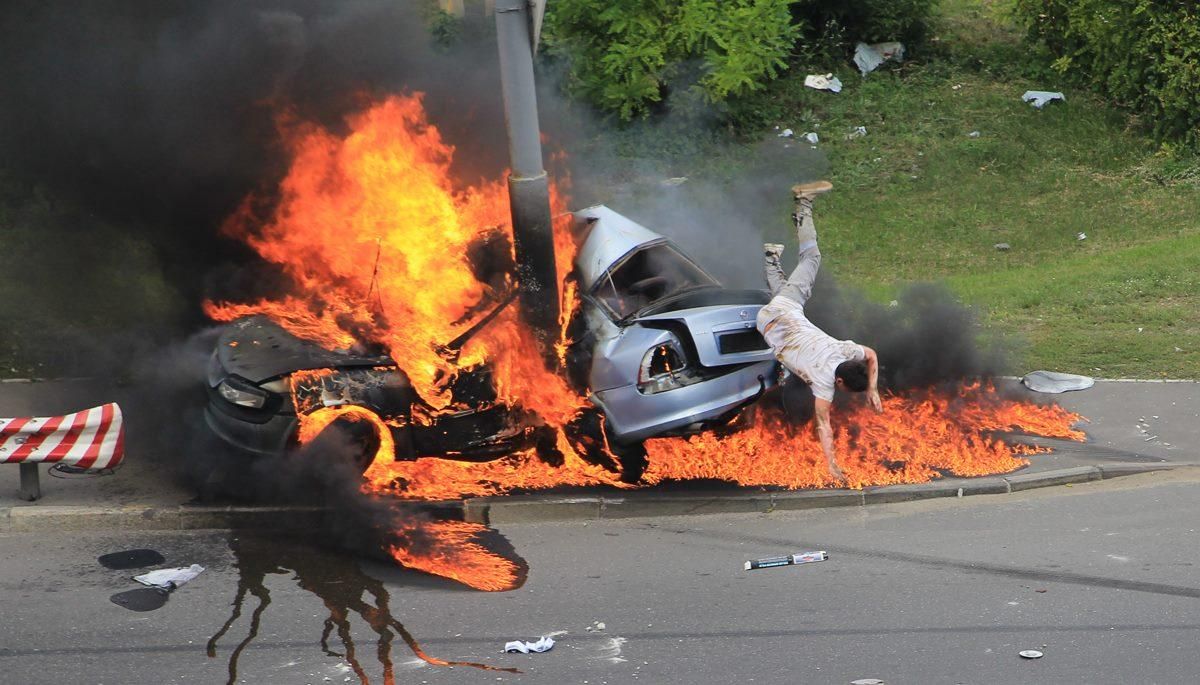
[217,376,269,409]
[637,338,688,394]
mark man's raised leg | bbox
[775,181,832,307]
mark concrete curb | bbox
[0,464,1177,533]
[465,463,1174,524]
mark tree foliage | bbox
[544,0,798,120]
[1013,0,1200,147]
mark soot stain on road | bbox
[207,532,519,684]
[110,587,170,612]
[98,548,166,570]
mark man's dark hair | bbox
[835,360,869,392]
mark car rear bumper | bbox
[592,360,777,444]
[204,404,297,457]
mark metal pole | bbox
[18,463,40,501]
[494,0,559,340]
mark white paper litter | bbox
[853,41,904,75]
[504,636,555,654]
[1022,370,1094,394]
[802,132,819,144]
[777,128,794,138]
[134,564,205,590]
[804,73,843,93]
[1022,91,1065,108]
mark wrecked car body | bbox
[570,205,777,444]
[205,205,777,464]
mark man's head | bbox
[834,360,869,392]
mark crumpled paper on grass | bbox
[1022,91,1065,109]
[804,73,842,93]
[853,41,904,75]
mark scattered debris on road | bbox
[803,131,819,144]
[853,41,904,75]
[1019,649,1044,659]
[805,73,843,93]
[504,636,555,654]
[851,679,886,685]
[744,550,828,571]
[134,564,205,591]
[1022,91,1065,108]
[1021,371,1094,394]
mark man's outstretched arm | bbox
[813,398,844,481]
[863,346,882,413]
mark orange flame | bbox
[211,94,1087,593]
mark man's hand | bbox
[863,346,882,414]
[814,399,844,482]
[868,389,883,414]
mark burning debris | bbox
[203,93,1085,590]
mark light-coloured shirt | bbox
[757,296,865,402]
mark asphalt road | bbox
[2,469,1198,685]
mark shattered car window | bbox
[593,242,718,319]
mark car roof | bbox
[573,205,667,289]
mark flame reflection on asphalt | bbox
[207,532,519,684]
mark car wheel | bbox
[305,415,382,474]
[611,441,647,484]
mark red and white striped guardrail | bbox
[0,403,125,470]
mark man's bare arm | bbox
[813,398,844,480]
[863,346,882,413]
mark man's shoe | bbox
[764,243,785,258]
[792,180,833,199]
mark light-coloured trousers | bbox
[764,197,820,307]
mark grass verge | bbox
[738,0,1199,378]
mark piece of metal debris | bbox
[853,41,904,75]
[1022,370,1094,394]
[1022,91,1065,108]
[504,636,555,654]
[744,550,828,571]
[1019,649,1044,659]
[133,564,205,591]
[804,73,843,93]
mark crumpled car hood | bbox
[215,316,394,384]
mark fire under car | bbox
[204,205,778,470]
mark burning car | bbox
[568,205,777,445]
[204,205,777,468]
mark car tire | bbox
[305,415,382,474]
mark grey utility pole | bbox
[494,0,559,341]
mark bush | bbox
[544,0,798,120]
[543,0,939,121]
[793,0,938,49]
[1012,0,1200,147]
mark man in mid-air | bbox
[759,181,882,481]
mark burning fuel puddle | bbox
[208,530,523,683]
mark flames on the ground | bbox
[207,94,1084,594]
